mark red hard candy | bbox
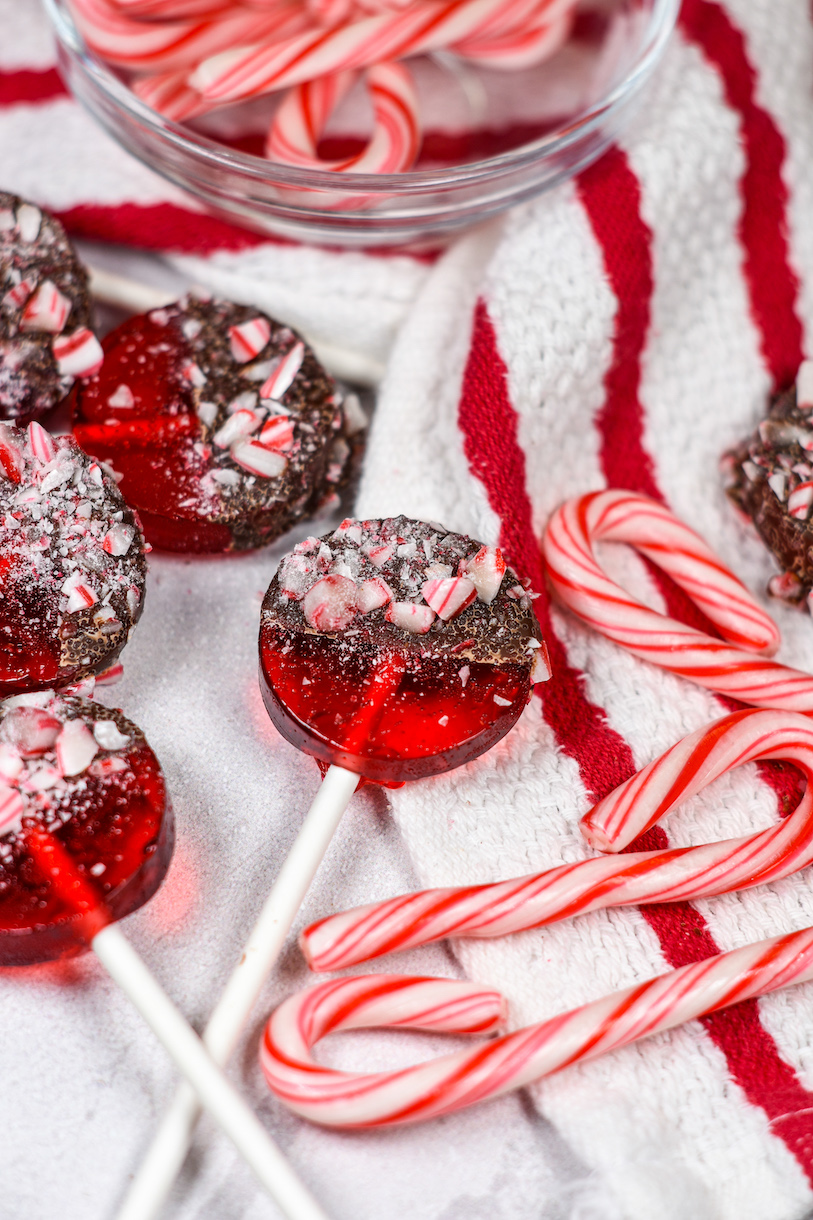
[0,693,172,966]
[73,298,357,554]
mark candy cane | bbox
[542,490,813,712]
[301,707,813,970]
[69,0,306,72]
[261,928,813,1127]
[267,61,420,172]
[190,0,573,102]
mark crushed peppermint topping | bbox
[0,423,146,690]
[266,516,543,667]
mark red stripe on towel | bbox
[0,67,68,106]
[576,140,813,1178]
[679,0,804,391]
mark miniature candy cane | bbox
[301,707,813,970]
[70,0,306,73]
[267,61,420,173]
[542,490,813,712]
[190,0,574,102]
[262,928,813,1127]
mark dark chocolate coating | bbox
[263,515,542,667]
[0,192,92,422]
[724,385,813,605]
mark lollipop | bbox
[2,690,328,1220]
[120,514,549,1220]
[298,707,813,969]
[0,690,168,965]
[260,515,548,779]
[723,359,813,612]
[260,929,813,1127]
[72,296,359,553]
[0,191,102,423]
[0,422,146,697]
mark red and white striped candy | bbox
[53,328,104,379]
[542,490,813,712]
[788,480,813,520]
[302,574,358,631]
[20,281,72,334]
[213,408,261,448]
[70,0,304,74]
[460,545,505,603]
[0,783,24,835]
[258,414,295,451]
[27,421,57,464]
[56,719,99,777]
[259,342,305,401]
[301,708,813,969]
[267,61,420,174]
[357,576,393,613]
[262,928,813,1127]
[62,571,98,613]
[103,523,136,556]
[421,575,476,621]
[2,278,35,311]
[385,600,435,633]
[229,439,287,478]
[229,317,272,363]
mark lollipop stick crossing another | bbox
[26,831,329,1220]
[118,667,402,1220]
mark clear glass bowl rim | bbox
[45,0,680,195]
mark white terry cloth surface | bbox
[3,1,813,1219]
[352,3,813,1216]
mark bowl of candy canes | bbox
[46,0,677,246]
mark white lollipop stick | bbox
[86,264,386,385]
[28,831,328,1220]
[116,763,361,1220]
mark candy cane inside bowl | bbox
[542,490,813,712]
[45,0,678,245]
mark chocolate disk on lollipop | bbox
[0,692,170,965]
[260,516,549,781]
[724,360,813,611]
[0,422,146,696]
[73,296,358,554]
[0,192,101,423]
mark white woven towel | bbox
[3,1,813,1217]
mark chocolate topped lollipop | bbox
[0,192,101,422]
[121,516,551,1212]
[724,361,813,610]
[261,515,548,781]
[0,691,170,966]
[73,296,358,553]
[0,422,146,695]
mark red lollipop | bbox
[0,421,146,697]
[0,692,169,966]
[123,514,550,1219]
[1,691,328,1220]
[72,296,357,554]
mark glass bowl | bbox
[45,0,678,248]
